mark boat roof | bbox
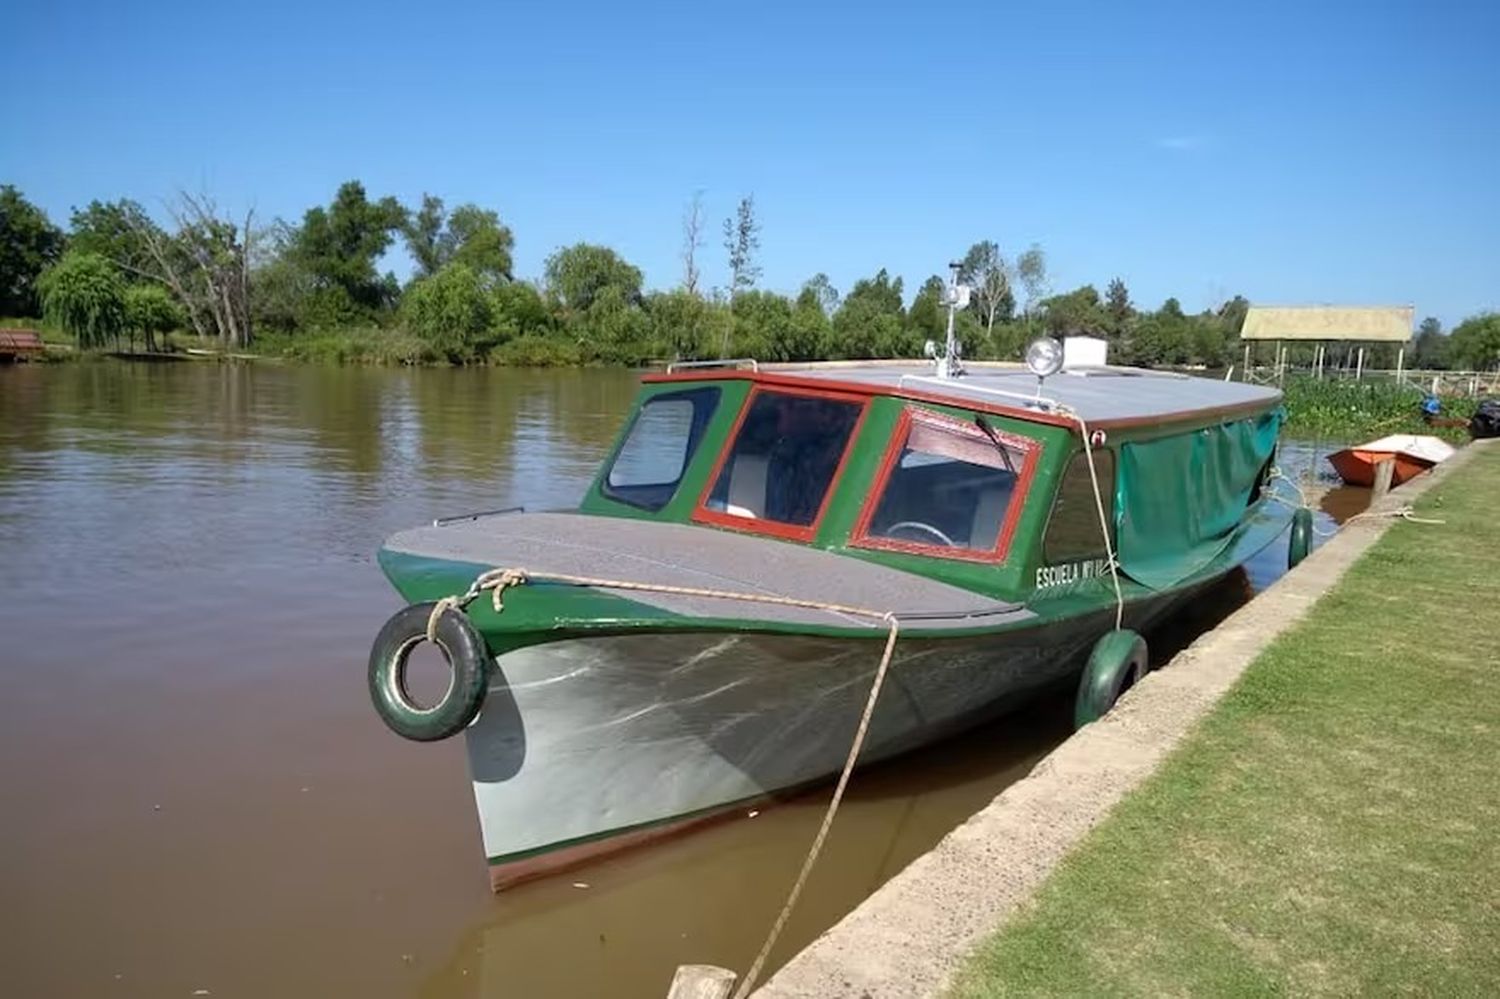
[644,362,1281,429]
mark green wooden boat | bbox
[369,344,1292,890]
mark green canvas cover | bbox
[1114,409,1283,590]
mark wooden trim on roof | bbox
[640,369,1280,434]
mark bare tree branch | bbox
[681,191,704,296]
[140,191,255,349]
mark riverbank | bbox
[950,441,1499,996]
[18,340,1489,444]
[758,440,1497,997]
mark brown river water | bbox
[0,362,1360,998]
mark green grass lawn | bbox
[952,444,1500,997]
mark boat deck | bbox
[383,512,1032,631]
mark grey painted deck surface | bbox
[385,512,1029,630]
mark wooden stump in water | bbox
[1373,457,1396,500]
[666,964,738,999]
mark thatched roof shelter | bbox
[1241,306,1413,342]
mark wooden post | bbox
[1396,345,1405,385]
[1372,457,1396,500]
[1243,341,1251,377]
[1356,346,1365,381]
[667,965,738,999]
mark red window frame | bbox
[850,406,1041,564]
[692,384,871,543]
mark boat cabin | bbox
[579,362,1283,602]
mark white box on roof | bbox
[1063,336,1108,369]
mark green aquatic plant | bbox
[1280,377,1478,442]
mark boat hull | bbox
[463,589,1200,889]
[1327,448,1434,487]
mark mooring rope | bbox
[1265,465,1311,509]
[425,566,902,999]
[1056,405,1126,630]
[732,614,900,999]
[1343,506,1446,526]
[1262,466,1446,537]
[1261,466,1340,538]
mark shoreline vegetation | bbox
[4,181,1499,375]
[3,179,1493,443]
[10,324,1481,444]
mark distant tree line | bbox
[3,182,1497,370]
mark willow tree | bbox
[123,283,180,352]
[37,251,126,349]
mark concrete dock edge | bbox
[756,439,1494,999]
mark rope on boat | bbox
[1056,405,1126,630]
[732,614,901,999]
[425,566,902,999]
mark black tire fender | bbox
[1288,507,1313,570]
[1074,628,1148,729]
[368,602,490,742]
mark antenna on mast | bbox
[937,260,970,378]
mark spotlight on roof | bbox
[1025,337,1065,379]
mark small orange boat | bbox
[1327,434,1455,487]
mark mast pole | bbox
[939,260,962,378]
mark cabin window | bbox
[852,408,1035,561]
[602,388,721,511]
[698,388,865,537]
[1042,449,1117,562]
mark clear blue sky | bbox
[3,0,1496,325]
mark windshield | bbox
[854,408,1032,559]
[601,388,720,511]
[701,389,863,531]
